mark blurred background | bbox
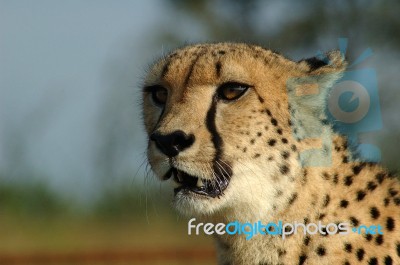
[0,0,399,264]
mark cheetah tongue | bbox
[172,169,228,198]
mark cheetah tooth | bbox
[197,178,204,187]
[177,171,183,182]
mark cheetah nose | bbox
[150,130,195,157]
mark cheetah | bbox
[141,43,400,265]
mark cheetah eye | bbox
[146,85,168,106]
[217,82,249,101]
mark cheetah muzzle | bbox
[167,167,230,198]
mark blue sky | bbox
[0,1,170,200]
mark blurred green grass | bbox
[0,181,214,264]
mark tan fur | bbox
[142,43,400,265]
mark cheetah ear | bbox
[287,51,347,139]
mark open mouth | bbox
[163,168,230,198]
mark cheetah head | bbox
[142,43,346,218]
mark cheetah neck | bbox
[210,134,387,264]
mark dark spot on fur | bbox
[316,245,326,256]
[370,207,380,219]
[243,147,247,153]
[284,226,292,234]
[268,139,277,146]
[352,164,365,175]
[384,198,390,206]
[356,248,365,261]
[265,109,272,116]
[281,138,288,144]
[281,151,290,159]
[218,50,226,55]
[304,236,311,246]
[250,139,255,144]
[258,96,265,103]
[367,181,377,191]
[389,188,398,197]
[386,217,395,231]
[253,153,261,158]
[356,190,366,201]
[288,192,298,205]
[340,200,349,208]
[318,213,326,220]
[322,172,330,180]
[257,132,262,137]
[343,156,349,163]
[320,226,328,236]
[375,234,383,245]
[395,197,400,205]
[322,195,330,207]
[344,175,353,186]
[271,118,278,126]
[277,248,286,257]
[298,254,307,265]
[364,234,373,241]
[343,261,350,265]
[280,165,290,175]
[344,243,352,253]
[301,170,308,185]
[291,144,297,152]
[350,216,359,226]
[333,174,338,184]
[397,242,400,257]
[368,257,377,265]
[376,172,385,184]
[384,256,393,265]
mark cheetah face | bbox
[148,82,254,201]
[142,43,345,217]
[143,81,262,216]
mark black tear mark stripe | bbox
[206,95,233,178]
[216,61,222,77]
[183,48,207,87]
[155,108,165,130]
[161,52,179,78]
[161,60,171,78]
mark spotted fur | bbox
[142,43,400,265]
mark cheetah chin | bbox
[164,167,230,198]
